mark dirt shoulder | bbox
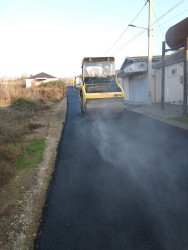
[0,97,67,250]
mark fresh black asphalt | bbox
[35,87,188,250]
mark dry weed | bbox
[0,161,15,187]
[0,79,66,187]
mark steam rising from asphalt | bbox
[75,111,188,250]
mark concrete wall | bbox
[118,77,129,101]
[155,61,184,103]
[118,61,184,103]
[151,70,156,102]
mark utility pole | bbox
[129,0,152,105]
[148,0,152,105]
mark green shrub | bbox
[11,97,42,113]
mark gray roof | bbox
[118,55,161,78]
[154,49,184,69]
[120,56,161,71]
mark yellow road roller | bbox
[79,57,124,114]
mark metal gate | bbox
[129,77,148,103]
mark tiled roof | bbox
[27,72,57,79]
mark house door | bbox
[129,77,148,103]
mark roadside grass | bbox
[15,139,45,171]
[0,143,22,186]
[0,99,45,187]
[0,79,66,187]
[0,79,66,248]
[0,161,15,186]
[171,116,188,124]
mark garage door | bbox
[129,77,148,103]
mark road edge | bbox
[124,107,188,131]
[12,97,67,250]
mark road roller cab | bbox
[79,57,124,114]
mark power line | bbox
[150,1,188,44]
[120,4,187,57]
[102,2,148,56]
[157,8,188,27]
[108,0,187,56]
[152,0,186,24]
[148,6,188,37]
[152,6,164,40]
[111,29,146,56]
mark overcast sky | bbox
[0,0,187,77]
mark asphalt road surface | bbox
[35,87,188,250]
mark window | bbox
[139,63,145,69]
[171,68,177,77]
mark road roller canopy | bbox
[82,57,116,81]
[82,57,115,64]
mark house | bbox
[154,49,184,104]
[118,56,161,103]
[26,72,57,88]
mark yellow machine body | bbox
[79,57,124,114]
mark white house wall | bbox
[26,79,32,88]
[155,61,184,103]
[26,78,58,88]
[166,62,184,103]
[151,72,156,102]
[118,77,129,101]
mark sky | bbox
[0,0,187,78]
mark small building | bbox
[26,72,57,88]
[118,56,161,103]
[74,75,82,89]
[154,49,184,104]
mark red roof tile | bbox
[27,72,57,79]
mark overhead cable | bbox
[152,6,164,40]
[110,0,187,56]
[156,8,188,27]
[152,0,186,24]
[111,29,146,56]
[102,2,148,56]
